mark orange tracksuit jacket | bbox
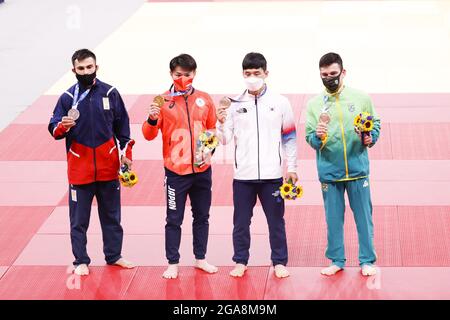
[142,88,217,175]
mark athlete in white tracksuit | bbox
[216,52,298,278]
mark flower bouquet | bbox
[273,178,303,201]
[354,112,374,144]
[194,130,219,167]
[118,164,138,187]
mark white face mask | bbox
[244,76,264,92]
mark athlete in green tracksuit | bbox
[305,52,381,276]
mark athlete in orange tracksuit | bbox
[142,54,218,279]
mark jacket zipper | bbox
[89,95,97,181]
[234,144,238,169]
[336,96,349,179]
[278,141,281,165]
[184,95,195,173]
[255,96,261,180]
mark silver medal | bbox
[68,108,80,121]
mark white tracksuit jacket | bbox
[217,86,297,180]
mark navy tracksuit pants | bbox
[232,178,288,266]
[68,179,123,266]
[164,167,212,264]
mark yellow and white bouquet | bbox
[118,164,138,187]
[354,112,374,144]
[273,178,303,201]
[194,130,219,167]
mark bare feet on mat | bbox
[113,258,135,269]
[195,259,218,274]
[230,264,248,277]
[320,264,342,276]
[74,264,89,276]
[274,264,290,278]
[163,264,179,279]
[361,264,377,276]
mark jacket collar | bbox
[323,84,345,98]
[75,78,100,92]
[168,84,195,96]
[243,83,268,100]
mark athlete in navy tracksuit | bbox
[48,49,134,275]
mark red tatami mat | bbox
[0,161,67,183]
[12,95,59,125]
[1,91,449,299]
[398,206,450,266]
[375,107,450,123]
[14,234,271,267]
[293,160,450,182]
[285,206,402,267]
[0,267,8,279]
[263,267,450,300]
[0,181,68,206]
[390,123,450,160]
[0,206,54,265]
[130,124,163,160]
[369,93,450,108]
[20,205,448,268]
[368,180,450,206]
[0,266,137,300]
[0,124,65,161]
[127,94,157,124]
[368,160,450,181]
[1,266,448,300]
[123,266,269,300]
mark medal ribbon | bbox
[71,83,91,110]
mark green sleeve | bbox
[305,101,323,150]
[366,96,381,147]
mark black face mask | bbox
[76,71,96,87]
[322,72,341,93]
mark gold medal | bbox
[153,95,165,108]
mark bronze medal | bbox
[319,112,330,125]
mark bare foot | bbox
[274,264,290,278]
[113,258,135,269]
[230,264,248,277]
[163,264,179,279]
[361,264,377,276]
[195,259,218,274]
[74,264,89,276]
[320,265,343,276]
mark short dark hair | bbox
[319,52,343,70]
[169,54,197,72]
[242,52,267,71]
[72,49,96,66]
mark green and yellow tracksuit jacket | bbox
[305,86,381,183]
